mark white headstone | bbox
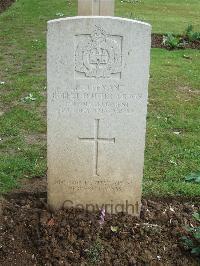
[47,17,151,215]
[78,0,114,16]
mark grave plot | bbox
[0,182,199,265]
[0,0,199,265]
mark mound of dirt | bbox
[0,183,199,265]
[0,0,15,13]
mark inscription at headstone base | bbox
[47,17,151,215]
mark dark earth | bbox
[0,177,200,266]
[151,33,200,50]
[0,0,15,13]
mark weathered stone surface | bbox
[47,17,151,215]
[78,0,114,16]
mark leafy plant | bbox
[181,211,200,256]
[86,240,103,264]
[185,172,200,184]
[193,212,200,222]
[85,209,105,264]
[162,33,183,49]
[21,93,36,103]
[185,25,200,42]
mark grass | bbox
[144,48,200,196]
[116,0,200,34]
[0,0,199,196]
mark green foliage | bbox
[193,212,200,222]
[21,93,37,103]
[185,172,200,184]
[86,240,103,264]
[162,33,183,50]
[181,212,200,256]
[185,25,200,42]
[162,24,200,50]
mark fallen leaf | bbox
[47,218,55,226]
[183,54,192,60]
[173,131,181,135]
[111,226,119,232]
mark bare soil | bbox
[151,33,200,50]
[0,177,199,266]
[0,0,15,13]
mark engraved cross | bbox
[78,119,115,176]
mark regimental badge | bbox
[75,26,122,78]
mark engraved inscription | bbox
[51,83,145,114]
[78,119,115,176]
[53,179,135,193]
[75,26,122,79]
